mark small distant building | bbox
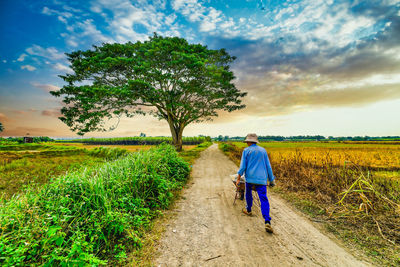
[24,137,33,143]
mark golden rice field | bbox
[232,141,400,177]
[222,141,400,265]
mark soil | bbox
[154,144,370,266]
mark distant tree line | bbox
[58,136,211,146]
[214,135,400,142]
[0,136,54,143]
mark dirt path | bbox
[155,144,370,266]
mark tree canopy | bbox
[51,34,247,150]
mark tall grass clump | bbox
[0,144,190,266]
[87,146,129,160]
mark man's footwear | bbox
[265,222,273,233]
[242,208,252,216]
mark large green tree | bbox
[51,34,246,151]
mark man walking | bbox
[236,133,275,233]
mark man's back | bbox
[238,144,274,185]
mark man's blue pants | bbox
[245,183,271,223]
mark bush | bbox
[87,147,129,160]
[219,142,236,152]
[0,144,189,265]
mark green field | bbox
[0,141,211,265]
[0,144,123,198]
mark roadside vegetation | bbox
[0,144,186,265]
[219,141,400,266]
[0,141,211,265]
[0,139,207,198]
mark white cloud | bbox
[90,4,102,13]
[89,0,167,43]
[66,38,78,47]
[264,0,379,50]
[40,1,185,47]
[42,6,72,24]
[57,16,67,24]
[42,5,111,46]
[17,53,27,62]
[338,16,374,36]
[62,5,82,13]
[53,63,73,73]
[165,13,177,26]
[31,82,60,92]
[245,24,275,40]
[21,65,37,71]
[26,45,65,60]
[200,21,215,32]
[199,7,222,32]
[172,0,227,33]
[74,19,112,43]
[220,18,235,30]
[320,73,400,91]
[172,0,198,12]
[41,6,53,15]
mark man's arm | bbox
[236,149,247,186]
[265,152,275,184]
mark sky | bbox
[0,0,399,138]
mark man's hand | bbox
[236,174,241,187]
[269,180,276,187]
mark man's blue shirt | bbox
[238,144,275,185]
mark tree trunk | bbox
[175,126,184,152]
[167,115,184,152]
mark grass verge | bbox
[0,144,190,265]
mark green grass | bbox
[87,146,129,160]
[0,144,190,266]
[0,152,104,198]
[0,144,82,151]
[0,144,135,198]
[178,142,212,165]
